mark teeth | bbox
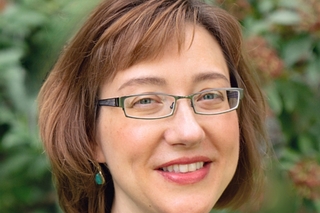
[188,163,197,172]
[162,162,204,173]
[180,164,188,173]
[173,164,179,172]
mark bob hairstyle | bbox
[38,0,267,212]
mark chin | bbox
[156,196,217,213]
[162,205,214,213]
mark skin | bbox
[95,25,240,213]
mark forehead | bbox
[100,25,229,96]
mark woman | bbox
[38,0,268,212]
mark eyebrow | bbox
[118,77,167,91]
[193,72,229,84]
[118,71,229,91]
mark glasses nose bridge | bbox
[175,95,193,103]
[172,95,194,110]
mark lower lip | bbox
[157,163,210,185]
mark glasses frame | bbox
[97,88,243,120]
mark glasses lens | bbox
[123,94,174,119]
[121,89,241,119]
[193,89,239,114]
[227,90,240,109]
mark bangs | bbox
[89,0,198,80]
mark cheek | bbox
[96,115,159,166]
[209,112,239,142]
[206,112,240,161]
[211,113,240,186]
[222,113,240,172]
[224,114,239,156]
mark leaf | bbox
[243,18,272,35]
[1,65,28,112]
[0,152,33,177]
[282,36,313,67]
[278,0,301,9]
[257,0,274,14]
[268,10,301,25]
[297,134,316,156]
[1,5,46,38]
[279,148,301,167]
[0,48,24,67]
[265,83,283,115]
[315,200,320,213]
[0,105,14,122]
[276,80,297,113]
[306,57,320,87]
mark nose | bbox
[163,100,205,147]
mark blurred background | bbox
[0,0,319,212]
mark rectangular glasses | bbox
[98,88,243,120]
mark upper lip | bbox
[156,156,212,170]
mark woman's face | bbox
[95,25,240,213]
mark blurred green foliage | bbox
[212,0,320,212]
[0,0,319,212]
[0,0,98,212]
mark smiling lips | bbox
[157,158,212,184]
[161,162,204,173]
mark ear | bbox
[94,141,107,163]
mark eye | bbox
[202,93,219,100]
[194,90,226,111]
[127,95,163,109]
[135,98,156,105]
[198,91,224,101]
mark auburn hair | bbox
[38,0,267,212]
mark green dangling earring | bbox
[95,164,105,185]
